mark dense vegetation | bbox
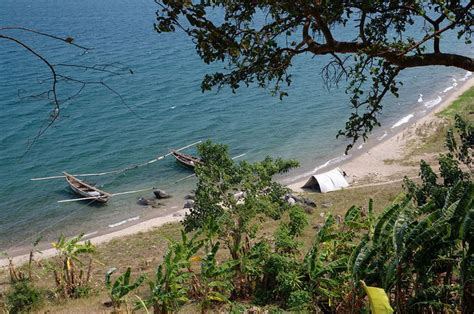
[133,120,472,313]
[2,114,471,313]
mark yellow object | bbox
[361,281,394,314]
[189,255,202,263]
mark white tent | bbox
[302,168,349,193]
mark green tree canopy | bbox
[155,0,473,149]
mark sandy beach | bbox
[289,75,474,191]
[2,76,473,269]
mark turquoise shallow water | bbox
[0,0,472,251]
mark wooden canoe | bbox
[63,172,111,203]
[170,150,202,169]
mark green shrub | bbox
[5,280,43,313]
[105,267,145,311]
[287,290,311,311]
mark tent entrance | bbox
[302,168,349,193]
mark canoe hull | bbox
[170,150,202,169]
[63,172,110,203]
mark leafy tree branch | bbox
[155,0,473,148]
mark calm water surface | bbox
[0,0,472,251]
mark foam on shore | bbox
[460,71,472,82]
[424,95,442,108]
[391,113,414,128]
[108,216,140,228]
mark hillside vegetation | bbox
[0,95,472,313]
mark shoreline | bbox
[289,75,474,191]
[2,75,473,268]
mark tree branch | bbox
[0,28,135,153]
[0,26,92,51]
[304,40,474,71]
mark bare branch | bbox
[0,28,135,153]
[0,26,92,51]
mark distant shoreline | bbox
[2,75,473,268]
[289,75,474,191]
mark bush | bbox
[287,290,311,311]
[5,280,43,313]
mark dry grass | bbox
[0,223,183,313]
[409,86,474,156]
[382,119,447,168]
[1,182,405,313]
[3,88,471,313]
[382,87,474,167]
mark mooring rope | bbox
[31,140,202,181]
[14,198,99,248]
[11,150,248,248]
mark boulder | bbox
[184,194,195,200]
[153,189,171,199]
[234,191,245,200]
[287,197,296,205]
[302,197,317,207]
[287,194,316,207]
[183,199,195,209]
[137,197,150,206]
[290,194,303,203]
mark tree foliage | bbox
[133,137,472,312]
[404,114,472,207]
[155,0,474,148]
[184,140,299,263]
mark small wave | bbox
[391,114,414,129]
[417,94,423,103]
[285,154,352,183]
[83,231,98,238]
[378,132,388,141]
[108,216,140,228]
[357,144,364,150]
[424,96,442,108]
[460,71,472,82]
[312,154,350,172]
[443,86,454,93]
[170,106,176,109]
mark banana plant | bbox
[105,267,145,312]
[139,230,203,314]
[304,206,371,312]
[350,181,473,313]
[196,241,238,311]
[51,234,95,298]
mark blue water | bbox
[0,0,472,251]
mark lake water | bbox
[0,0,472,252]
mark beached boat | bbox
[170,150,202,169]
[63,172,111,203]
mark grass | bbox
[384,86,474,166]
[0,181,405,313]
[406,120,448,157]
[1,87,471,313]
[0,223,183,313]
[438,86,474,121]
